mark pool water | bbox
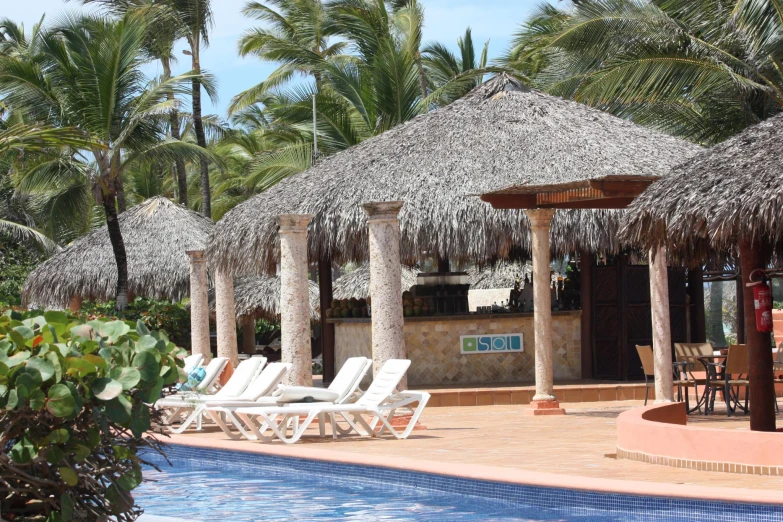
[135,445,782,522]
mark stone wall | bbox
[333,311,581,387]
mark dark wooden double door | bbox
[591,256,688,380]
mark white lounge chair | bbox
[157,356,229,425]
[182,353,204,375]
[234,359,429,444]
[206,357,371,440]
[157,356,266,432]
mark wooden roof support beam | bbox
[588,179,654,198]
[480,193,635,210]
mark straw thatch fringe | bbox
[332,265,418,300]
[620,114,783,264]
[209,276,320,322]
[23,197,213,308]
[207,74,699,277]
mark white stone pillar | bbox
[279,214,314,386]
[215,268,239,367]
[524,209,564,415]
[649,246,674,403]
[363,201,407,390]
[187,251,211,361]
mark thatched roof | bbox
[207,74,700,277]
[332,265,418,300]
[209,276,320,322]
[468,260,564,289]
[620,114,783,262]
[23,197,213,308]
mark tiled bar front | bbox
[330,311,581,387]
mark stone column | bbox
[363,201,407,390]
[524,209,564,415]
[649,246,674,403]
[215,268,239,367]
[68,296,83,314]
[279,214,314,386]
[187,251,211,361]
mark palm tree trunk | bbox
[707,282,727,346]
[115,168,127,213]
[162,57,188,206]
[416,53,428,102]
[190,41,211,218]
[102,188,129,311]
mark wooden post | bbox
[688,267,706,343]
[736,270,746,344]
[68,296,83,314]
[318,253,335,384]
[241,316,256,355]
[579,249,593,380]
[438,256,450,273]
[739,235,776,432]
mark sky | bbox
[7,1,542,117]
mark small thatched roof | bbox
[468,260,563,289]
[620,114,783,262]
[207,74,699,277]
[24,197,213,308]
[332,265,418,300]
[209,275,320,322]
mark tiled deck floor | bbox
[171,399,783,492]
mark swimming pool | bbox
[136,445,783,522]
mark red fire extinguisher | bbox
[748,269,773,333]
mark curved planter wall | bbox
[617,403,783,476]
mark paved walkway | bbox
[167,400,783,497]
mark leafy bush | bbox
[0,242,43,306]
[0,309,187,521]
[80,298,191,350]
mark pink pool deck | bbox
[165,400,783,505]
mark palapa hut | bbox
[207,74,700,387]
[332,265,418,300]
[621,114,783,432]
[210,276,320,322]
[24,197,213,310]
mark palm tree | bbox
[0,13,211,309]
[171,0,215,218]
[513,0,783,144]
[422,27,490,106]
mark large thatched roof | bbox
[208,74,700,277]
[24,197,213,308]
[620,114,783,261]
[332,265,418,300]
[209,276,320,322]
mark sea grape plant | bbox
[0,309,187,521]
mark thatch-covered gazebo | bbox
[333,265,418,300]
[24,197,213,309]
[621,114,783,432]
[207,74,699,276]
[209,276,320,322]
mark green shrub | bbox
[0,242,43,306]
[80,298,191,350]
[0,309,186,521]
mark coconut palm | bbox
[422,27,490,106]
[516,0,783,144]
[0,12,212,309]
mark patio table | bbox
[696,354,749,415]
[675,355,723,415]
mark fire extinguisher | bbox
[748,269,773,333]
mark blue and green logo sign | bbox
[460,333,524,354]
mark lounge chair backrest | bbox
[776,342,783,364]
[195,357,229,392]
[328,357,372,402]
[356,359,411,408]
[635,345,654,377]
[182,354,203,375]
[726,344,749,375]
[216,357,266,398]
[237,362,290,401]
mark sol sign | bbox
[460,333,524,354]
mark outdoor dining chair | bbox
[674,342,713,413]
[635,345,691,408]
[705,344,749,416]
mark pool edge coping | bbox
[163,434,783,507]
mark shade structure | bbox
[620,114,783,260]
[23,197,213,308]
[332,265,418,300]
[207,74,700,277]
[209,275,320,322]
